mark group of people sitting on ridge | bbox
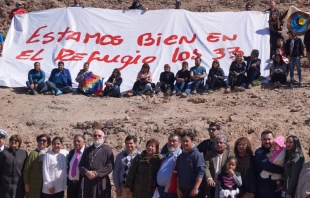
[0,123,309,198]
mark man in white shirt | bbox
[67,134,86,198]
[0,129,8,152]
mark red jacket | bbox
[9,8,27,20]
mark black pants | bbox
[207,75,227,89]
[271,72,286,84]
[43,191,64,198]
[228,72,245,88]
[67,179,81,198]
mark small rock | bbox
[247,128,255,134]
[292,120,298,125]
[290,108,302,112]
[26,121,32,126]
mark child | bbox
[217,156,242,198]
[260,135,286,192]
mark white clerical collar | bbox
[0,145,4,152]
[94,144,103,149]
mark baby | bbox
[260,136,286,192]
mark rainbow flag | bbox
[82,73,104,95]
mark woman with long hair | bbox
[103,68,123,97]
[284,135,304,198]
[133,63,153,95]
[295,147,310,198]
[270,54,287,87]
[206,60,226,92]
[0,134,28,198]
[228,53,246,91]
[24,134,51,198]
[124,139,161,198]
[234,137,255,198]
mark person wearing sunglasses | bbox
[0,134,28,198]
[197,123,221,157]
[79,129,114,198]
[24,134,51,198]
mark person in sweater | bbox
[155,133,182,198]
[244,49,261,89]
[217,156,242,198]
[75,62,92,94]
[283,135,304,198]
[24,134,51,198]
[154,64,175,96]
[42,137,68,198]
[133,63,153,96]
[269,12,284,59]
[205,134,235,198]
[260,136,286,192]
[254,130,284,198]
[173,61,190,95]
[46,61,73,96]
[270,54,287,87]
[113,135,140,198]
[0,134,28,198]
[103,68,123,97]
[285,30,304,87]
[203,60,226,94]
[228,53,247,91]
[26,62,46,95]
[295,147,310,198]
[197,122,221,157]
[0,129,8,152]
[67,135,87,198]
[176,132,205,198]
[234,137,256,198]
[124,139,161,198]
[180,57,207,98]
[79,129,114,198]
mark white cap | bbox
[0,129,8,139]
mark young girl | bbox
[217,156,242,198]
[42,137,69,198]
[260,136,286,192]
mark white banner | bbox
[1,8,270,91]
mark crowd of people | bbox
[0,124,309,198]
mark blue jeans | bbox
[174,81,185,92]
[135,83,152,95]
[184,79,204,95]
[289,57,302,82]
[246,67,259,86]
[46,81,72,93]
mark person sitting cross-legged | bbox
[46,61,73,96]
[203,60,226,94]
[173,61,190,96]
[228,53,247,92]
[103,68,123,98]
[75,62,93,94]
[133,63,153,96]
[244,49,261,89]
[26,62,45,95]
[154,64,175,96]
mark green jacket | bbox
[125,151,161,198]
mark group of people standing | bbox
[0,124,309,198]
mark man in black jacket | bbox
[304,29,310,67]
[244,49,261,89]
[254,130,283,198]
[67,134,87,198]
[285,31,304,86]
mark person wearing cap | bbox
[285,30,304,87]
[8,1,27,20]
[0,129,8,152]
[0,134,28,198]
[244,49,261,89]
[175,1,181,9]
[26,62,46,95]
[128,0,148,11]
[46,61,73,96]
